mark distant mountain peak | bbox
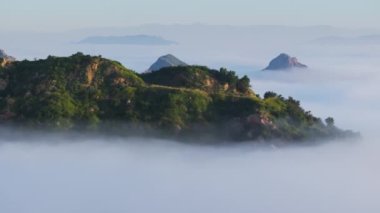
[264,53,307,71]
[79,35,177,46]
[0,49,15,67]
[148,54,188,72]
[0,49,15,61]
[0,49,6,57]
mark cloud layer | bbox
[1,25,380,213]
[0,135,379,213]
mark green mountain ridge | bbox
[0,53,357,142]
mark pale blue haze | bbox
[1,0,380,31]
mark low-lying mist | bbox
[0,133,379,213]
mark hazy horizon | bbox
[3,0,380,31]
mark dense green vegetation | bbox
[141,66,252,95]
[0,53,356,142]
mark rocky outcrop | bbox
[147,54,187,72]
[264,53,307,71]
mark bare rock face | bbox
[147,54,187,72]
[263,53,307,71]
[0,49,15,67]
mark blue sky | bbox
[2,0,379,31]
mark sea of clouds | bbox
[1,25,380,213]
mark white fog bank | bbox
[0,135,379,213]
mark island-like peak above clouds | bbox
[263,53,308,71]
[147,54,188,72]
[0,53,358,143]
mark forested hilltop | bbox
[0,53,356,142]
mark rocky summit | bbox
[147,54,187,72]
[264,53,307,71]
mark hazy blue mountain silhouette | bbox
[264,53,307,70]
[148,54,188,72]
[79,35,177,45]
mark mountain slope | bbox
[0,53,144,125]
